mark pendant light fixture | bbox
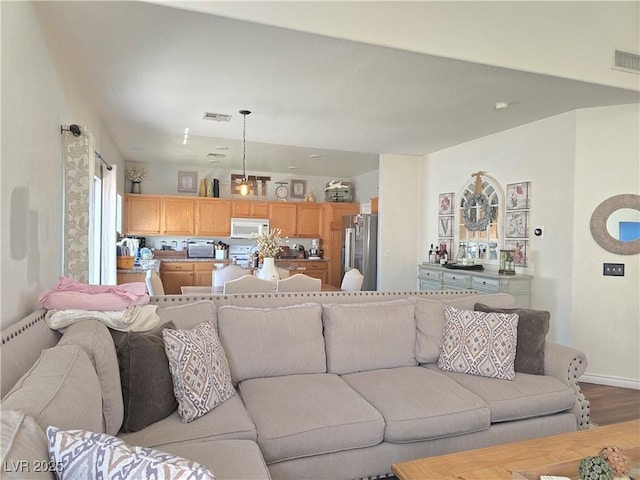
[239,109,251,196]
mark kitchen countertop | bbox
[117,259,160,274]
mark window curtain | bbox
[101,165,117,284]
[62,126,95,283]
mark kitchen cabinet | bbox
[125,195,162,235]
[417,264,532,307]
[232,201,268,218]
[161,262,195,294]
[268,203,298,237]
[276,260,328,284]
[116,272,146,285]
[195,199,231,237]
[296,204,322,238]
[194,262,216,286]
[163,197,194,235]
[321,203,360,287]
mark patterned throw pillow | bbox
[438,305,519,380]
[163,322,235,423]
[46,426,215,479]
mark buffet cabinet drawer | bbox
[442,272,472,288]
[472,276,500,293]
[418,266,442,281]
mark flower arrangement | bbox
[125,167,147,183]
[253,228,282,258]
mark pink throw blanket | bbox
[39,277,149,311]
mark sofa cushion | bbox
[438,306,519,380]
[342,366,490,443]
[424,364,576,423]
[0,410,51,479]
[163,321,235,423]
[161,440,270,480]
[322,299,417,374]
[158,300,217,331]
[475,303,550,375]
[218,303,325,384]
[1,345,102,433]
[239,373,384,464]
[411,293,515,364]
[47,426,214,479]
[116,321,177,433]
[58,319,124,435]
[119,392,256,448]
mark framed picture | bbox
[438,215,454,237]
[177,171,198,193]
[505,211,529,238]
[506,182,530,210]
[290,179,307,199]
[439,193,454,215]
[504,240,528,267]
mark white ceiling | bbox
[36,1,639,177]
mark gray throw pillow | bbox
[116,322,177,433]
[474,303,550,375]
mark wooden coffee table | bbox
[392,420,640,480]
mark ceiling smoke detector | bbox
[203,112,232,122]
[494,101,510,110]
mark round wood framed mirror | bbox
[590,194,640,255]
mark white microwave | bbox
[230,218,270,239]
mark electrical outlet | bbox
[384,249,390,257]
[603,263,625,276]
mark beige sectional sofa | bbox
[0,291,590,480]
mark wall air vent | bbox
[203,112,232,122]
[612,49,640,74]
[207,153,226,163]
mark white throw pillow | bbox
[163,322,235,423]
[438,305,519,380]
[46,426,215,479]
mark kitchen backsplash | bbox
[145,236,315,253]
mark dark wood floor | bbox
[580,382,640,425]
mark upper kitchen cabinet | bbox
[195,198,231,237]
[322,203,360,232]
[268,203,298,237]
[125,195,162,235]
[125,194,194,236]
[232,200,268,218]
[297,203,322,238]
[163,197,195,235]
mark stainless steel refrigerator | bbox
[342,214,378,291]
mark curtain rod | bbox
[95,151,113,171]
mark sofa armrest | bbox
[544,341,590,430]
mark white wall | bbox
[572,104,640,387]
[424,105,639,386]
[1,2,123,329]
[378,155,421,291]
[352,169,379,205]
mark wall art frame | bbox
[439,193,454,215]
[506,182,530,210]
[178,171,198,193]
[504,240,528,267]
[505,211,529,238]
[438,215,454,237]
[290,179,307,199]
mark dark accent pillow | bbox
[474,303,550,375]
[116,322,178,433]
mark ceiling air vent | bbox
[612,49,640,74]
[203,112,232,122]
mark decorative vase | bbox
[257,257,279,288]
[199,179,207,197]
[206,179,214,197]
[130,181,141,194]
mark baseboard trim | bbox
[580,373,640,390]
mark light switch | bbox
[603,263,624,276]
